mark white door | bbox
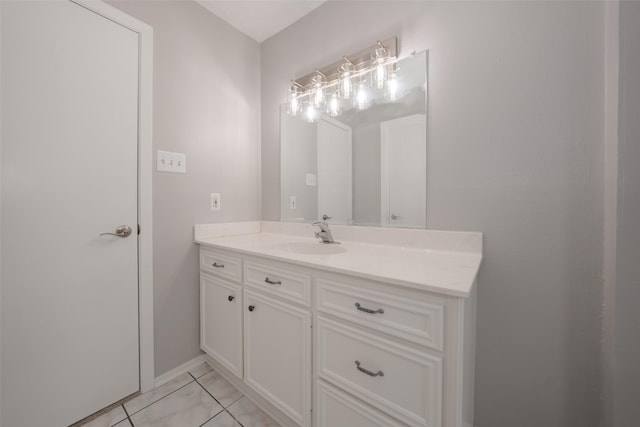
[1,1,140,425]
[381,114,427,228]
[244,290,311,426]
[317,116,352,225]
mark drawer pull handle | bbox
[212,262,224,268]
[264,277,282,285]
[248,305,255,312]
[355,360,384,377]
[228,295,234,302]
[355,303,384,315]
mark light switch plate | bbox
[289,196,296,209]
[157,150,186,173]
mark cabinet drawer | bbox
[316,380,404,427]
[317,317,442,427]
[317,278,445,350]
[200,248,242,282]
[244,261,311,306]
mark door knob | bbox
[100,225,132,238]
[322,214,333,221]
[391,213,399,220]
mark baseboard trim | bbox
[154,353,208,387]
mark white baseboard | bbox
[154,353,208,388]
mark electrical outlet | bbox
[211,193,221,211]
[157,150,186,173]
[289,196,296,209]
[306,173,317,186]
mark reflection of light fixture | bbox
[386,65,398,102]
[356,81,368,110]
[286,38,398,120]
[305,104,317,123]
[327,92,341,117]
[371,41,390,89]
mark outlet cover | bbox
[211,193,221,211]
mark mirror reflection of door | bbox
[317,115,353,225]
[381,114,427,228]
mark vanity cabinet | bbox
[199,244,476,427]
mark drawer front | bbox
[244,261,311,306]
[317,278,445,350]
[317,317,442,427]
[316,380,405,427]
[200,248,242,282]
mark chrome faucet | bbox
[312,221,336,244]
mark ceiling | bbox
[195,0,326,43]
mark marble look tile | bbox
[124,372,193,415]
[130,381,223,427]
[189,362,213,379]
[197,370,243,408]
[226,396,279,427]
[80,405,127,427]
[201,410,241,427]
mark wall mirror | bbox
[280,51,427,228]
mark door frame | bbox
[0,0,155,408]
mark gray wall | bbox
[261,2,604,426]
[108,0,261,376]
[614,1,640,425]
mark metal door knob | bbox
[322,214,333,221]
[100,225,132,238]
[391,214,399,220]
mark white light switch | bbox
[157,150,186,173]
[211,193,221,211]
[289,196,296,209]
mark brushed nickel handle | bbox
[100,225,132,238]
[355,303,384,315]
[322,214,333,221]
[264,277,282,285]
[212,262,224,268]
[355,360,384,377]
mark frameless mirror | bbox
[280,51,427,228]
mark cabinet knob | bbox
[248,305,255,312]
[228,295,234,302]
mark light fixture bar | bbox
[292,36,397,89]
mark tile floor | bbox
[80,362,279,427]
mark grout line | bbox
[127,378,196,417]
[120,403,134,427]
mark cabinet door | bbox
[201,273,243,377]
[244,290,311,426]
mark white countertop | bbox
[195,222,482,298]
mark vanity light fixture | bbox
[286,37,398,120]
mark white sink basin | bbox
[271,241,347,255]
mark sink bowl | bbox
[271,241,347,255]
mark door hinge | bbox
[138,224,141,235]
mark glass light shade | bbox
[311,70,326,108]
[287,82,301,116]
[339,59,354,100]
[305,104,318,123]
[371,41,390,89]
[327,93,341,117]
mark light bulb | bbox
[305,104,317,123]
[356,83,368,110]
[370,41,390,89]
[387,72,398,102]
[327,93,341,117]
[311,70,326,108]
[373,63,387,89]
